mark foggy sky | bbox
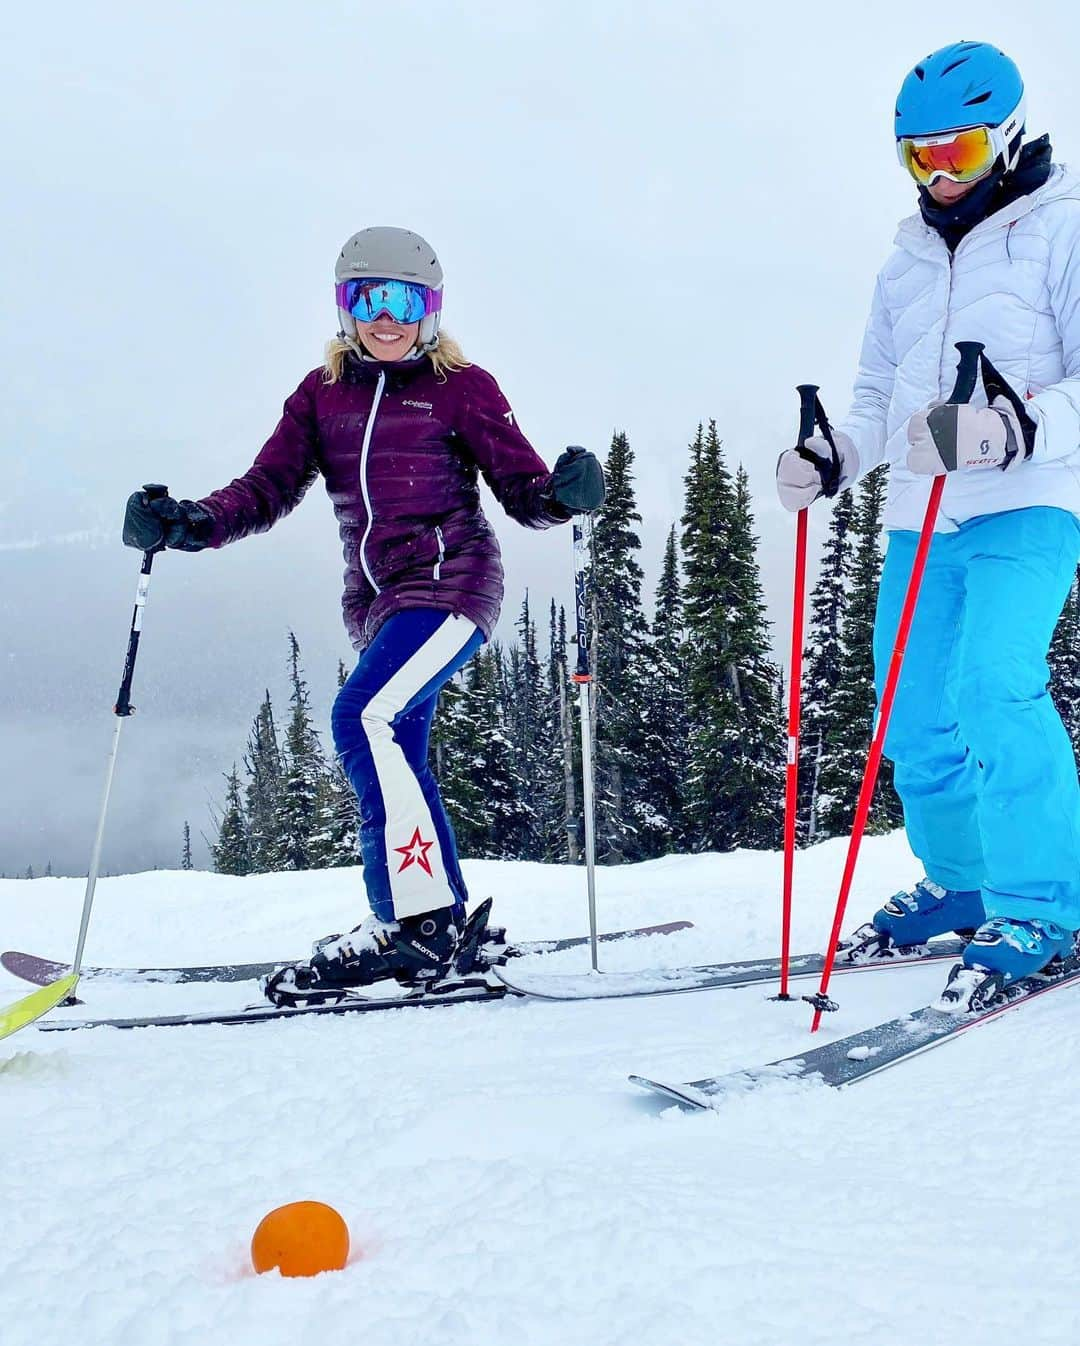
[3,0,1077,874]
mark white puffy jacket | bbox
[838,164,1080,532]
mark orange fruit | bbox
[251,1201,351,1278]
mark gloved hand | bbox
[123,486,214,552]
[775,431,859,512]
[907,397,1032,475]
[550,446,606,513]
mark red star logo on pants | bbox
[394,827,435,877]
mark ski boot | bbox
[262,899,495,1007]
[937,917,1078,1014]
[837,878,983,965]
[309,903,507,969]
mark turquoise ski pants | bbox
[875,506,1080,929]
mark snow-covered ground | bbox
[3,834,1079,1346]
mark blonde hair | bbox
[323,330,470,384]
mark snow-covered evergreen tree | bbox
[797,489,855,842]
[212,765,251,875]
[681,424,783,849]
[270,634,328,871]
[589,431,649,863]
[816,467,903,837]
[723,466,784,846]
[1050,568,1080,754]
[434,645,531,860]
[314,659,362,867]
[243,691,283,873]
[181,822,193,871]
[505,594,556,860]
[636,526,689,855]
[549,601,580,863]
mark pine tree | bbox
[1050,567,1080,753]
[316,660,362,867]
[681,423,783,849]
[244,691,284,873]
[723,465,784,846]
[798,489,855,842]
[212,765,251,875]
[505,594,551,860]
[181,822,193,871]
[434,645,531,859]
[432,667,485,852]
[816,467,903,836]
[589,431,649,863]
[270,633,328,871]
[636,526,690,855]
[550,601,580,862]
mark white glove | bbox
[906,397,1031,476]
[776,431,859,512]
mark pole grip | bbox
[796,384,819,447]
[571,520,591,682]
[948,342,984,405]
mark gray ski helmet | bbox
[335,227,444,350]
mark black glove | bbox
[123,486,214,552]
[549,446,605,514]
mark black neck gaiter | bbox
[918,134,1054,252]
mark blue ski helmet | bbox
[895,41,1025,167]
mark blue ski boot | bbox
[937,918,1077,1014]
[962,917,1075,983]
[838,879,983,964]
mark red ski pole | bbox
[774,385,820,999]
[805,341,984,1033]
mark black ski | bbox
[33,936,970,1033]
[629,958,1080,1109]
[2,920,693,988]
[492,936,965,1001]
[37,977,510,1031]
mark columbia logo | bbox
[403,399,433,411]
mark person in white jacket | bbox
[777,40,1080,997]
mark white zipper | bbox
[433,525,445,581]
[358,371,386,595]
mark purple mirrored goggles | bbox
[335,277,442,324]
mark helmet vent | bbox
[914,65,925,80]
[941,57,971,76]
[964,90,992,106]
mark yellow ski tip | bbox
[0,973,79,1041]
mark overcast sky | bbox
[2,0,1078,875]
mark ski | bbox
[30,936,970,1035]
[492,936,966,1001]
[2,920,693,989]
[629,957,1080,1108]
[37,976,510,1031]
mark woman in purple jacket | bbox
[123,227,604,1004]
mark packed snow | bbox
[3,833,1079,1346]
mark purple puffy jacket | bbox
[197,353,570,648]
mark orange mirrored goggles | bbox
[897,126,997,186]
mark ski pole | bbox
[805,342,984,1032]
[72,484,169,979]
[773,385,821,1000]
[570,517,600,972]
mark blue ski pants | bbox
[331,609,484,924]
[875,506,1080,930]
